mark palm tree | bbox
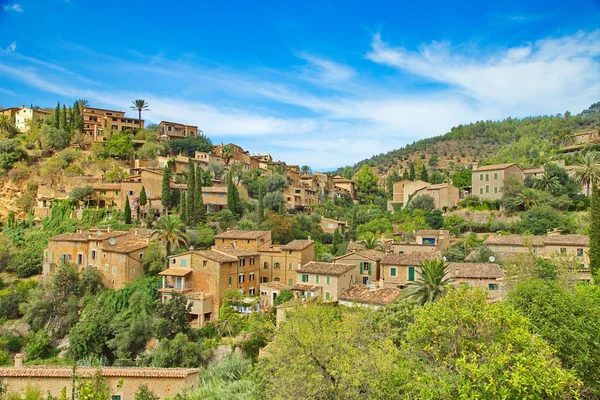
[301,165,311,175]
[130,99,150,128]
[152,215,189,256]
[574,152,600,196]
[359,233,382,250]
[76,99,89,110]
[221,145,233,166]
[404,259,454,305]
[532,171,560,194]
[0,114,18,137]
[518,188,538,210]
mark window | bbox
[105,265,109,271]
[511,245,516,252]
[577,248,584,257]
[171,259,176,264]
[115,191,119,195]
[264,262,269,269]
[180,259,187,266]
[139,253,144,259]
[494,187,498,194]
[325,292,331,301]
[479,174,483,181]
[228,276,232,285]
[240,258,246,267]
[249,288,255,296]
[493,172,498,180]
[485,185,489,193]
[485,174,489,181]
[112,266,116,274]
[479,188,483,194]
[315,275,320,283]
[111,396,121,400]
[287,263,292,270]
[326,276,331,284]
[390,267,397,277]
[288,279,293,286]
[239,274,245,283]
[76,254,84,265]
[488,283,498,290]
[301,274,309,283]
[560,247,567,254]
[128,190,134,196]
[408,267,415,281]
[250,257,255,265]
[306,292,312,298]
[130,268,135,275]
[250,273,255,281]
[274,262,280,269]
[203,260,208,267]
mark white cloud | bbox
[4,42,16,53]
[3,3,23,12]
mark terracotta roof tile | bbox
[291,283,322,292]
[338,284,402,305]
[101,239,148,253]
[447,262,504,279]
[281,240,314,251]
[214,230,270,239]
[381,252,441,266]
[544,234,589,246]
[297,261,356,276]
[0,366,199,378]
[211,247,260,257]
[159,268,192,277]
[484,234,545,246]
[475,163,520,171]
[260,282,291,291]
[192,250,238,263]
[334,249,384,261]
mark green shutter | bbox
[368,263,372,275]
[408,267,415,281]
[302,274,308,282]
[315,275,320,283]
[325,292,331,300]
[359,262,363,274]
[326,276,331,284]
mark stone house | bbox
[320,217,348,234]
[333,249,384,284]
[472,163,524,201]
[380,252,441,289]
[294,261,358,301]
[338,284,401,309]
[82,106,143,143]
[412,183,460,209]
[214,230,272,251]
[158,121,199,140]
[258,240,315,287]
[448,262,504,300]
[0,356,198,399]
[259,281,291,309]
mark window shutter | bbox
[368,263,372,275]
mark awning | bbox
[159,268,192,277]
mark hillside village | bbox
[1,100,600,398]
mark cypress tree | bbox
[233,184,242,217]
[61,105,69,133]
[180,191,187,223]
[54,102,60,129]
[161,165,172,212]
[72,101,84,132]
[258,181,265,221]
[590,183,600,281]
[402,169,409,180]
[68,106,74,133]
[186,159,195,225]
[139,185,147,207]
[124,196,132,224]
[227,172,235,215]
[409,163,416,181]
[420,167,428,182]
[195,165,206,223]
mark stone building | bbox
[294,261,358,301]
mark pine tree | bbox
[409,163,416,181]
[420,167,429,182]
[186,159,195,225]
[54,102,60,129]
[124,196,132,224]
[590,183,600,281]
[258,181,265,221]
[180,191,187,223]
[195,165,206,223]
[161,166,172,212]
[60,105,68,133]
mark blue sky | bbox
[1,0,599,170]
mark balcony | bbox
[158,269,193,293]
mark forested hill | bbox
[334,102,600,178]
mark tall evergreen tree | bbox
[591,183,600,281]
[72,101,84,132]
[161,166,172,212]
[409,163,416,181]
[420,167,429,182]
[402,169,410,180]
[186,159,195,225]
[54,102,60,129]
[227,172,236,215]
[68,106,74,133]
[195,165,206,223]
[180,191,187,223]
[124,196,132,224]
[60,105,69,133]
[258,181,265,221]
[139,186,147,207]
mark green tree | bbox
[408,194,435,211]
[300,165,311,175]
[161,165,172,211]
[409,163,416,180]
[264,211,294,244]
[343,166,353,180]
[154,293,191,339]
[0,138,27,173]
[591,183,600,281]
[0,114,18,137]
[257,181,265,221]
[451,168,472,188]
[130,99,150,128]
[420,166,428,182]
[141,242,166,275]
[60,104,69,133]
[152,215,189,256]
[532,170,561,194]
[54,101,60,129]
[359,232,382,250]
[186,159,195,225]
[105,131,134,159]
[167,135,213,157]
[195,165,206,223]
[404,259,453,305]
[355,164,379,204]
[226,172,242,218]
[42,125,71,151]
[574,152,600,196]
[139,185,147,209]
[221,144,233,166]
[72,100,84,132]
[124,195,132,224]
[25,329,51,360]
[135,384,160,400]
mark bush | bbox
[25,330,51,360]
[408,194,435,211]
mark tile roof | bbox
[203,186,228,193]
[447,262,504,279]
[281,240,315,251]
[260,282,291,291]
[475,163,519,171]
[192,250,238,263]
[338,284,402,305]
[92,183,122,190]
[381,252,441,266]
[101,239,148,253]
[0,366,199,378]
[49,230,128,242]
[291,283,322,292]
[484,234,546,246]
[416,229,446,236]
[334,249,384,261]
[48,232,89,242]
[297,261,356,276]
[214,230,270,239]
[159,268,192,277]
[544,234,589,246]
[211,247,260,257]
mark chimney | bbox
[307,235,311,241]
[547,229,561,236]
[14,354,23,368]
[134,229,138,236]
[107,227,111,233]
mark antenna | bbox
[489,256,496,263]
[108,237,116,245]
